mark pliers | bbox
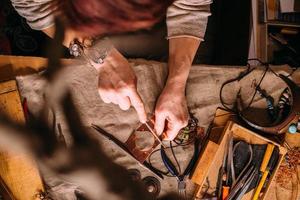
[160,137,201,199]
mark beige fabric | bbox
[16,60,300,199]
[167,0,212,40]
[10,0,54,30]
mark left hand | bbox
[154,37,200,140]
[154,83,189,140]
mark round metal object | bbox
[288,123,298,134]
[69,40,83,57]
[127,168,141,182]
[142,176,161,198]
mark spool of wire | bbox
[174,116,198,145]
[142,176,161,198]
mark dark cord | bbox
[148,140,195,177]
[219,58,287,113]
[170,141,182,174]
[243,65,269,111]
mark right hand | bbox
[95,48,147,123]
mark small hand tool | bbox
[216,140,228,199]
[160,137,201,199]
[222,132,234,200]
[227,141,255,200]
[227,165,256,200]
[234,167,258,200]
[252,145,278,200]
[252,142,275,200]
[259,143,275,173]
[218,137,256,200]
[144,120,165,148]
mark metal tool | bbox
[227,133,235,185]
[221,132,234,200]
[218,137,255,200]
[227,165,256,200]
[216,138,228,200]
[144,120,165,148]
[234,167,258,200]
[160,136,201,199]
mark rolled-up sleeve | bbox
[167,0,212,41]
[10,0,55,30]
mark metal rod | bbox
[144,121,166,148]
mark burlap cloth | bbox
[16,59,299,199]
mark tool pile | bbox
[216,134,280,200]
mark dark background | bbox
[0,0,251,65]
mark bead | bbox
[288,123,298,134]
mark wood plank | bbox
[0,80,44,200]
[0,80,17,95]
[0,55,74,78]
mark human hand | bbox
[96,48,147,123]
[154,83,189,140]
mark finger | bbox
[116,95,131,110]
[98,89,111,103]
[164,114,187,141]
[154,112,166,136]
[104,92,118,105]
[127,90,147,123]
[165,123,182,141]
[111,94,119,105]
[98,78,114,104]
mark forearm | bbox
[167,37,200,91]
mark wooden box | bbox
[191,109,287,200]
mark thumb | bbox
[154,113,166,136]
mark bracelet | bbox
[69,37,113,65]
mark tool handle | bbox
[260,144,274,172]
[160,147,179,176]
[252,169,269,200]
[222,186,230,200]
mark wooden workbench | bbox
[0,55,299,200]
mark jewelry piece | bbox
[69,37,113,65]
[69,39,84,57]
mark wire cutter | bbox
[160,137,201,199]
